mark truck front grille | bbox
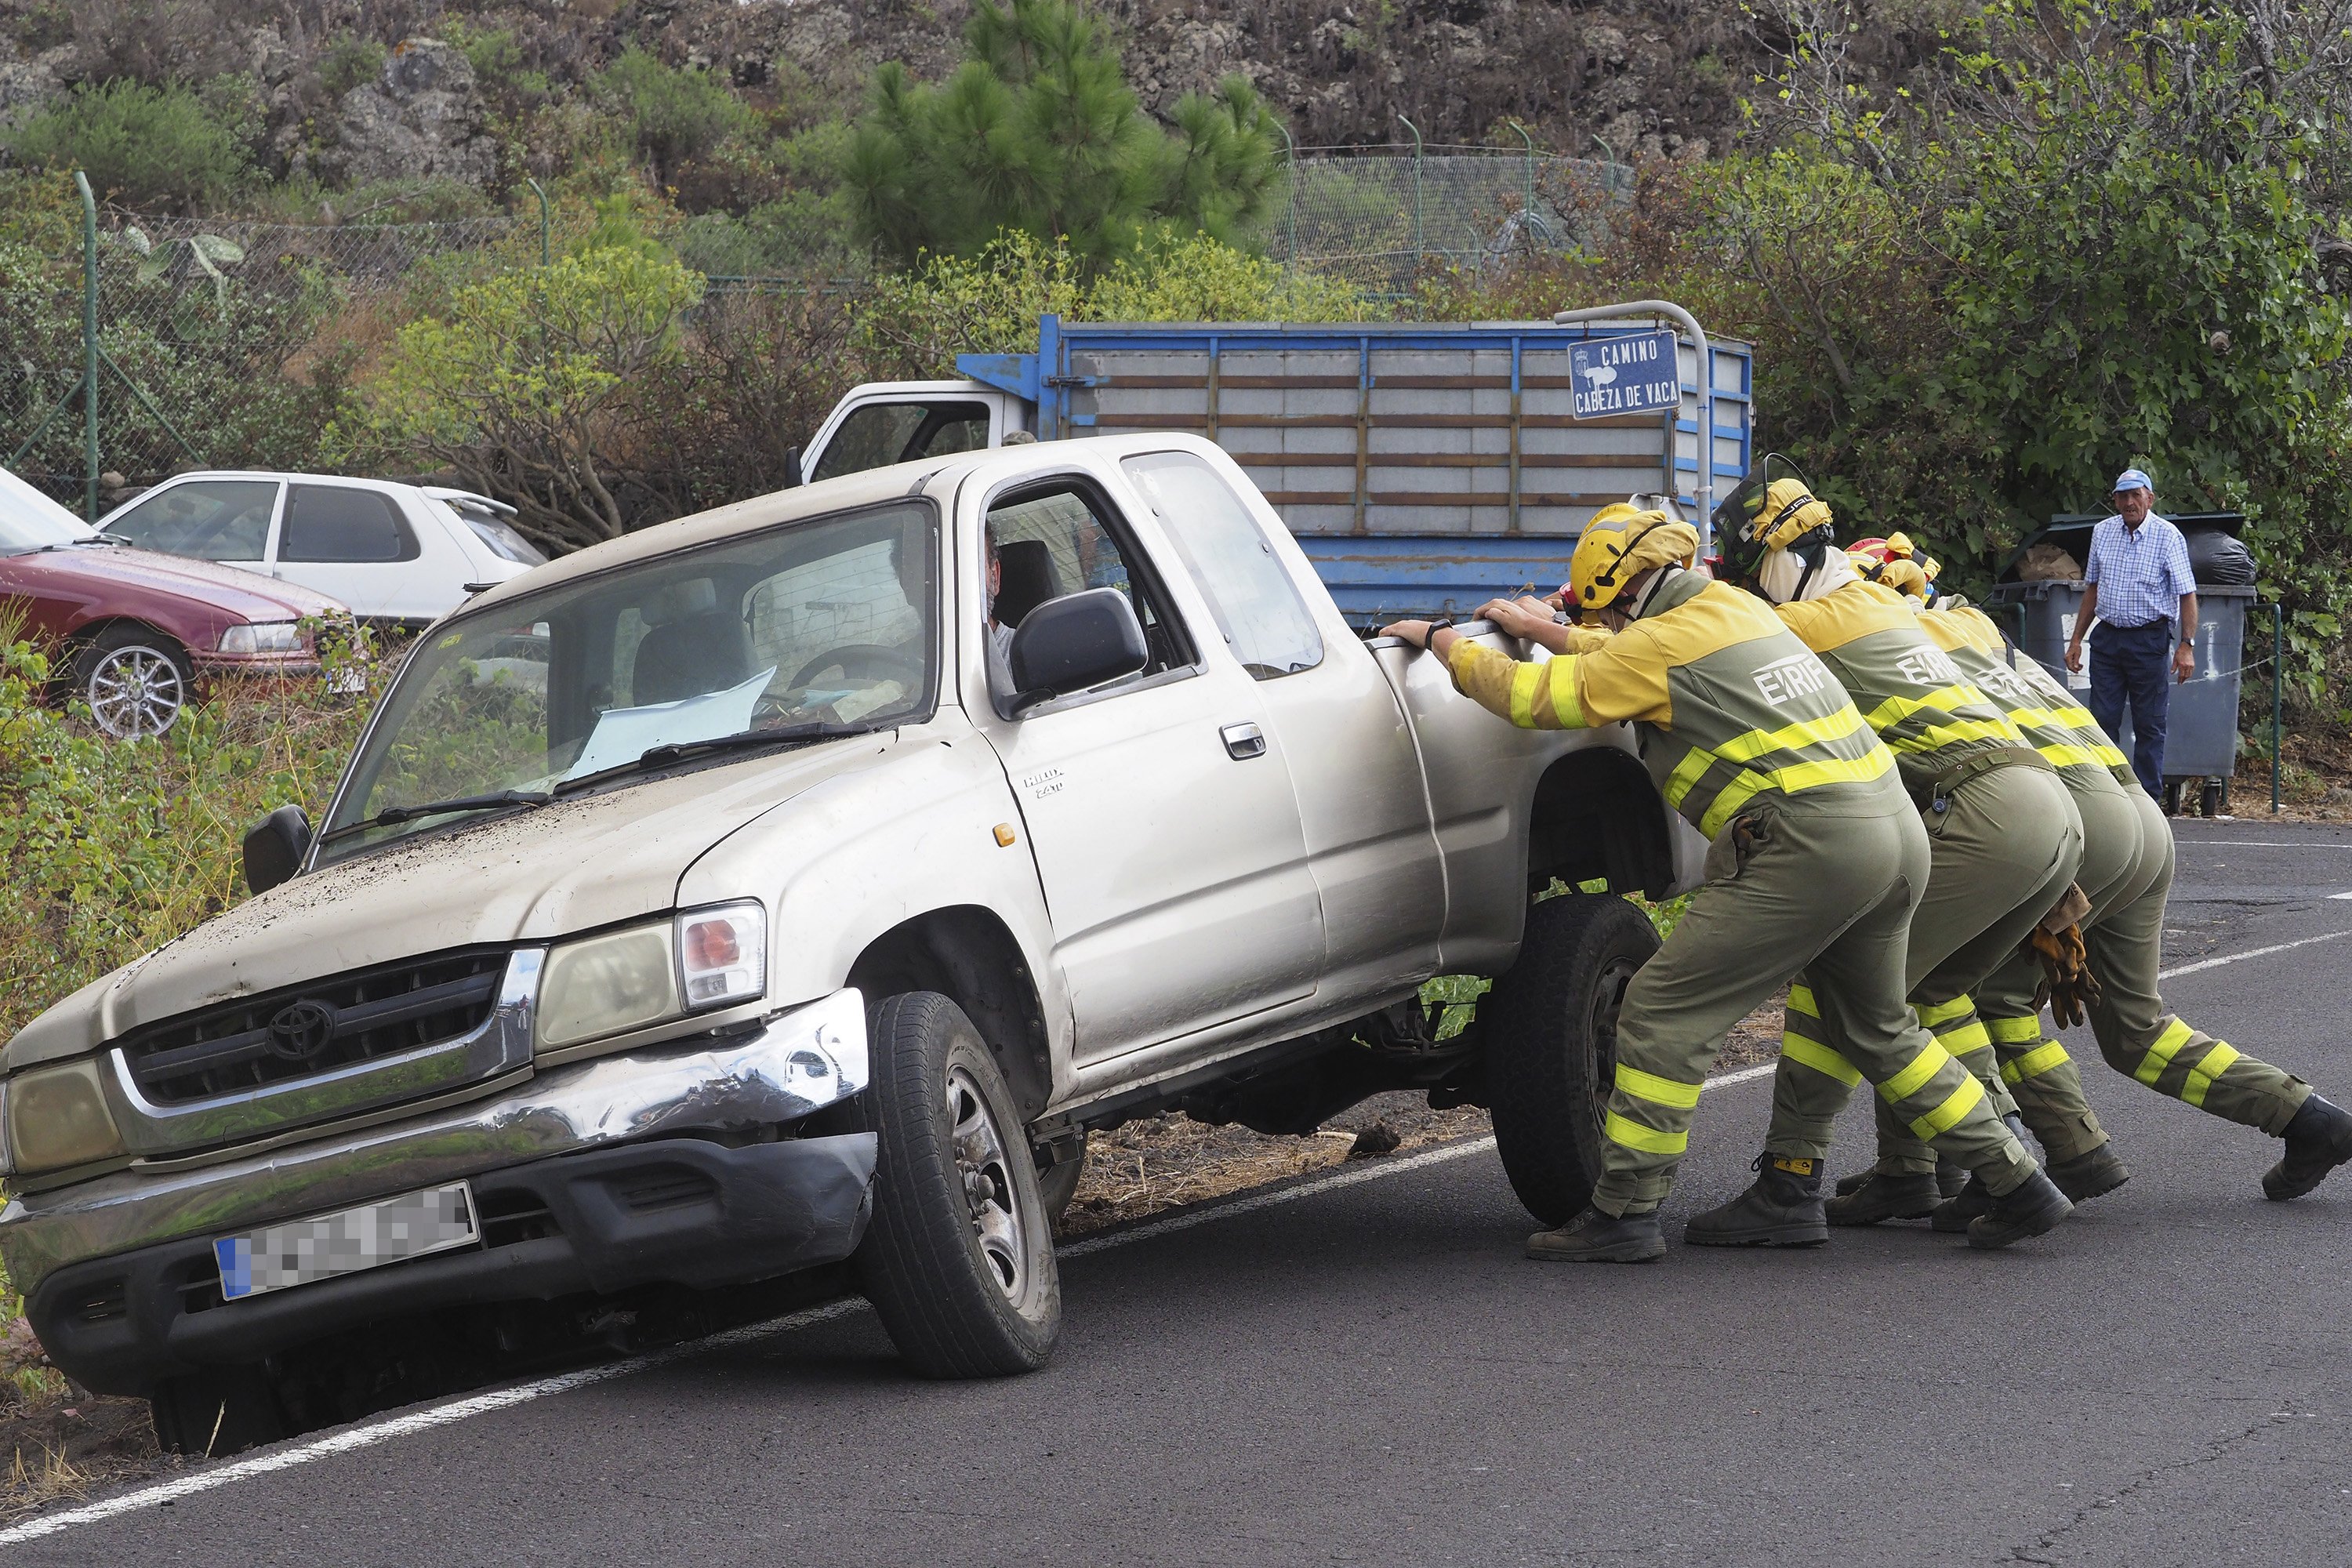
[118,949,509,1106]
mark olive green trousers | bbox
[1592,786,2038,1217]
[1973,787,2311,1160]
[1763,761,2084,1175]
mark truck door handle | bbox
[1220,722,1267,760]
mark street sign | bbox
[1568,330,1681,419]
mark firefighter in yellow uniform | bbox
[1381,506,2069,1261]
[1891,572,2352,1215]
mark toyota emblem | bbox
[267,1000,336,1062]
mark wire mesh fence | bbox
[4,146,1620,512]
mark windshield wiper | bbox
[553,722,866,795]
[320,789,552,844]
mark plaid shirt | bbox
[2084,513,2195,629]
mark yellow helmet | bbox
[1569,504,1700,611]
[1714,455,1835,584]
[1849,535,1936,601]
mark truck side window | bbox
[811,401,991,482]
[985,481,1195,688]
[1120,451,1324,680]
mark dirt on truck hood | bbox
[5,733,904,1070]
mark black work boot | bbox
[1930,1175,1995,1233]
[1526,1206,1665,1263]
[1936,1160,1969,1199]
[1965,1169,2074,1250]
[2046,1143,2132,1203]
[1825,1168,1940,1225]
[2263,1095,2352,1200]
[1685,1155,1829,1247]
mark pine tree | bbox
[840,0,1279,264]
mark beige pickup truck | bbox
[1,435,1696,1451]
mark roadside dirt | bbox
[0,995,1788,1522]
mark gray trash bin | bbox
[1987,551,2258,818]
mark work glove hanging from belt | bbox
[2024,883,2101,1029]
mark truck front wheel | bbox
[846,992,1062,1377]
[1483,895,1660,1225]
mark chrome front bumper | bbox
[0,987,870,1300]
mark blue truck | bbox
[797,314,1755,622]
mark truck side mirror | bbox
[243,804,314,894]
[1007,588,1149,713]
[782,445,804,488]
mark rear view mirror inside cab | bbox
[1007,589,1148,713]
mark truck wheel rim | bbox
[948,1064,1026,1301]
[88,647,183,737]
[1587,956,1639,1127]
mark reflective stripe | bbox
[2134,1017,2198,1087]
[1787,984,1819,1018]
[2183,1043,2242,1108]
[1715,703,1871,764]
[1604,1111,1688,1156]
[2001,1040,2072,1086]
[1695,746,1896,839]
[1915,996,1977,1028]
[1862,682,1988,733]
[1987,1015,2045,1045]
[1879,1040,1955,1103]
[1907,1073,1986,1139]
[2035,742,2110,771]
[1781,1033,1862,1087]
[1509,662,1541,729]
[1663,746,1715,812]
[1616,1064,1703,1109]
[1938,1021,1993,1056]
[1549,660,1587,728]
[2049,705,2098,728]
[1888,716,2023,753]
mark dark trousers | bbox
[2088,619,2172,798]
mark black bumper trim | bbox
[28,1131,877,1396]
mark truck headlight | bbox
[3,1059,129,1175]
[218,622,303,655]
[534,902,769,1051]
[536,923,681,1050]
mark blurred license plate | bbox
[215,1183,478,1302]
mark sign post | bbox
[1552,301,1718,550]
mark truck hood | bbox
[5,731,906,1069]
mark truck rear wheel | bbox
[845,992,1061,1377]
[1483,894,1659,1225]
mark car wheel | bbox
[74,626,191,738]
[845,992,1061,1377]
[147,1365,289,1456]
[1036,1128,1088,1225]
[1483,894,1660,1225]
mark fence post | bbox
[1279,125,1298,270]
[74,170,96,521]
[526,177,550,266]
[1398,114,1424,267]
[1511,121,1535,225]
[2273,600,2283,815]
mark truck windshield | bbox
[319,499,937,862]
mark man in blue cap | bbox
[2064,468,2198,800]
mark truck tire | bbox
[845,992,1061,1377]
[147,1365,288,1456]
[1483,894,1660,1226]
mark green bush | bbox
[321,36,388,96]
[595,49,764,187]
[5,78,253,212]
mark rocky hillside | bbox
[0,0,1974,196]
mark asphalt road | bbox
[15,818,2352,1566]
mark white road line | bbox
[2176,840,2352,849]
[1,1058,1786,1543]
[2159,927,2352,980]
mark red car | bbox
[0,467,347,736]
